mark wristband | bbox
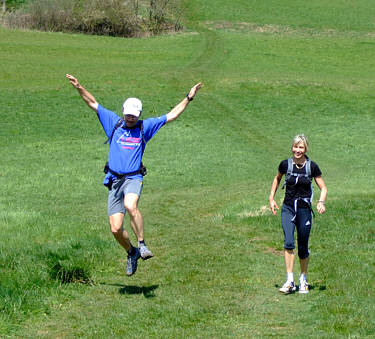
[318,200,325,204]
[186,94,193,101]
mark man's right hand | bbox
[66,74,80,88]
[65,74,98,112]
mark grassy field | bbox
[1,0,375,337]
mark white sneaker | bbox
[139,244,154,260]
[299,279,309,294]
[279,281,296,294]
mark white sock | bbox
[287,272,294,283]
[138,240,145,247]
[300,273,307,282]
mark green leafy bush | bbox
[3,0,27,11]
[1,0,182,37]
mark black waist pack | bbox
[104,162,147,189]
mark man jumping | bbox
[66,74,202,276]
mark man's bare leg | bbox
[124,193,153,259]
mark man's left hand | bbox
[188,83,202,100]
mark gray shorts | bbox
[107,179,143,216]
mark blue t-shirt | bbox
[97,104,167,184]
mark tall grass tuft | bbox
[47,247,93,285]
[1,0,182,37]
[0,240,98,323]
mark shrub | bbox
[1,0,183,37]
[2,0,27,12]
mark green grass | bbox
[1,0,375,337]
[184,0,375,32]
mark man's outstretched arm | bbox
[166,83,202,123]
[66,74,99,112]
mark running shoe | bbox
[299,279,309,294]
[126,247,141,276]
[139,244,154,260]
[279,281,296,294]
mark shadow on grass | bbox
[100,283,159,298]
[119,285,159,298]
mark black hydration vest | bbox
[282,157,312,190]
[282,157,314,217]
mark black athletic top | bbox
[278,159,322,207]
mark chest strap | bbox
[282,157,311,189]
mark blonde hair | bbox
[292,134,309,152]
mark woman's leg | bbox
[281,204,296,277]
[284,249,295,275]
[296,207,312,292]
[299,256,309,276]
[296,208,312,272]
[279,204,297,292]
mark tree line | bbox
[1,0,183,37]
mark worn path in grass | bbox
[1,0,375,337]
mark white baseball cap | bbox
[122,98,142,117]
